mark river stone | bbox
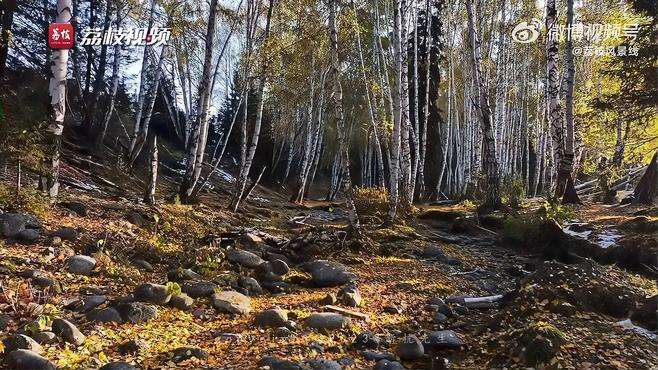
[304,260,356,287]
[33,331,57,344]
[16,229,40,244]
[362,351,396,362]
[352,331,380,350]
[132,259,154,272]
[59,201,87,216]
[67,255,96,275]
[2,334,43,353]
[134,283,171,305]
[182,280,218,298]
[211,291,251,315]
[169,293,194,311]
[7,350,56,370]
[171,346,208,363]
[227,248,264,268]
[52,227,79,241]
[305,312,347,330]
[117,302,157,323]
[168,268,203,282]
[76,295,107,313]
[99,362,139,370]
[307,359,342,370]
[255,308,288,328]
[238,276,263,295]
[373,359,406,370]
[258,356,306,370]
[396,335,424,360]
[424,330,463,351]
[338,284,362,307]
[87,307,123,323]
[271,259,290,275]
[52,318,86,346]
[1,213,40,238]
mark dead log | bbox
[633,151,658,205]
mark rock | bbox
[338,284,362,307]
[421,245,446,259]
[52,227,79,241]
[619,216,658,234]
[258,356,306,370]
[6,350,56,370]
[117,302,157,324]
[0,313,12,330]
[453,305,469,316]
[383,305,402,314]
[266,252,291,265]
[274,326,293,337]
[631,295,657,331]
[2,334,43,353]
[125,212,147,227]
[271,259,290,275]
[170,347,208,363]
[515,322,565,366]
[1,213,40,238]
[352,331,380,350]
[182,280,218,298]
[255,308,288,328]
[52,318,86,346]
[59,201,87,216]
[321,293,337,305]
[169,293,194,311]
[133,283,171,305]
[67,255,96,275]
[433,312,448,323]
[118,339,147,355]
[99,362,138,370]
[307,359,342,370]
[373,359,406,370]
[75,295,107,313]
[424,330,463,351]
[32,331,57,344]
[211,291,251,315]
[362,351,396,362]
[132,259,154,272]
[87,308,123,323]
[303,260,356,287]
[305,313,347,330]
[238,276,263,295]
[396,335,424,360]
[16,229,40,244]
[227,248,264,268]
[168,268,203,282]
[261,281,290,294]
[240,233,265,248]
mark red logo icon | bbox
[48,23,75,49]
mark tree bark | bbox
[46,0,72,198]
[0,0,17,79]
[466,0,501,210]
[144,134,158,204]
[633,150,658,205]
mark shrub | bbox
[353,186,415,220]
[501,175,526,208]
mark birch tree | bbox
[45,0,72,198]
[466,0,501,209]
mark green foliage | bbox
[353,187,416,221]
[502,199,574,245]
[540,199,574,223]
[0,183,50,216]
[165,282,181,297]
[501,175,526,209]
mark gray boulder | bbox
[304,260,356,287]
[169,293,194,311]
[238,276,263,295]
[338,284,362,307]
[373,359,406,370]
[16,229,40,244]
[87,308,123,323]
[227,248,264,268]
[255,308,288,328]
[99,362,139,370]
[211,291,251,315]
[134,283,171,305]
[424,330,463,351]
[33,331,57,344]
[67,255,96,275]
[52,318,86,346]
[305,313,347,330]
[307,359,341,370]
[396,335,424,360]
[117,302,157,324]
[2,334,43,353]
[7,350,56,370]
[271,259,290,275]
[181,280,217,298]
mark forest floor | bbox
[0,153,656,369]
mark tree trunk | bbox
[387,0,404,223]
[466,0,501,210]
[179,0,220,203]
[85,0,112,133]
[557,0,580,204]
[0,0,17,79]
[144,134,158,204]
[328,0,360,232]
[46,0,72,198]
[633,150,658,205]
[229,0,275,211]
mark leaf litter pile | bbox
[0,185,656,369]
